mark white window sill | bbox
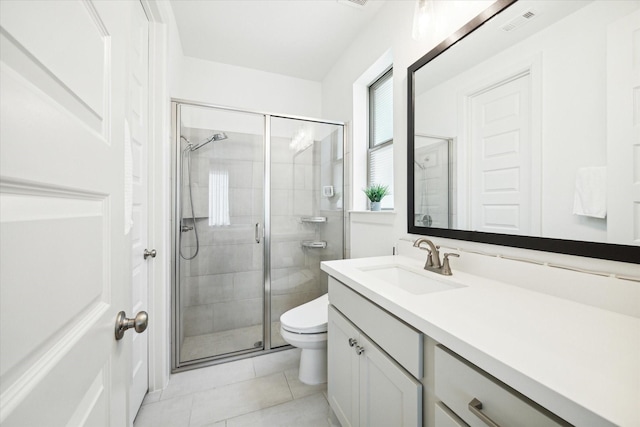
[349,210,397,225]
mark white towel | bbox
[573,167,606,218]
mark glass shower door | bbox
[176,104,265,364]
[269,116,344,348]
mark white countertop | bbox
[321,255,640,427]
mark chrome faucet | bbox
[412,238,460,275]
[413,238,442,268]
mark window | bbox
[368,68,393,209]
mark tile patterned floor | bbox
[134,349,331,427]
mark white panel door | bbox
[607,9,640,245]
[470,74,534,235]
[0,1,137,425]
[127,2,150,423]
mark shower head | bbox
[181,132,228,152]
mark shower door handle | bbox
[255,223,261,244]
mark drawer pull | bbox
[468,398,501,427]
[348,338,358,347]
[355,345,365,355]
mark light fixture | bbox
[290,127,314,153]
[412,0,435,41]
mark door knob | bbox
[144,249,157,259]
[115,311,148,340]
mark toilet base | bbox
[298,348,327,385]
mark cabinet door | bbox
[359,333,423,427]
[328,306,360,427]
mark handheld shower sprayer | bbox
[178,131,228,260]
[181,132,228,152]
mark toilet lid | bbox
[280,294,329,334]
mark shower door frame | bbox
[171,99,346,372]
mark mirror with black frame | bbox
[408,0,640,264]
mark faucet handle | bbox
[425,250,435,267]
[442,253,460,276]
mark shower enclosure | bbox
[171,100,345,370]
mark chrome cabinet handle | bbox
[355,345,365,355]
[348,338,357,347]
[255,223,261,244]
[468,398,501,427]
[115,311,148,340]
[144,249,157,259]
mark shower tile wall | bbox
[180,130,264,341]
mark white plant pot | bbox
[370,202,381,211]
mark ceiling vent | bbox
[500,9,538,32]
[337,0,368,8]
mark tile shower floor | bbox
[181,322,287,362]
[134,348,331,427]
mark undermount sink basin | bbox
[358,264,465,295]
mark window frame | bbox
[367,67,394,209]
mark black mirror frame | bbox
[407,0,640,264]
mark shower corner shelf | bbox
[302,241,327,249]
[300,217,327,223]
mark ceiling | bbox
[169,0,387,81]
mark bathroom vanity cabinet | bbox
[328,275,569,427]
[328,278,422,427]
[322,255,637,427]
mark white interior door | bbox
[469,73,534,235]
[607,9,640,246]
[0,1,137,425]
[128,3,150,424]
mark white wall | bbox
[159,1,322,118]
[321,0,493,258]
[174,57,322,117]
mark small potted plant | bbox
[363,184,389,211]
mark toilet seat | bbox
[280,294,328,334]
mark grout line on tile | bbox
[283,369,295,398]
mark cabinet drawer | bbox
[435,402,467,427]
[435,346,569,427]
[329,277,423,379]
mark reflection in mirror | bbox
[414,135,452,228]
[408,0,640,263]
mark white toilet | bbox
[280,293,329,385]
